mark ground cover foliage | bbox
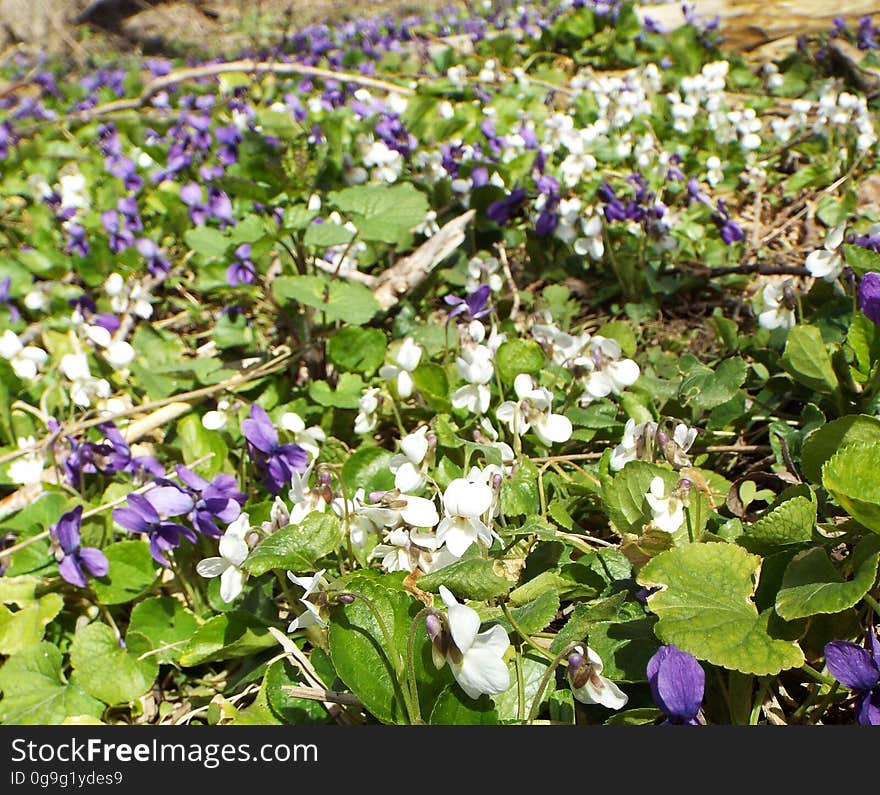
[2,0,880,726]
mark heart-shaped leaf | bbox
[775,536,880,620]
[637,543,804,675]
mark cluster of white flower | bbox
[542,112,599,189]
[354,133,404,184]
[466,254,504,293]
[530,315,640,405]
[366,464,503,574]
[771,86,877,153]
[610,418,698,472]
[105,272,152,319]
[0,330,48,380]
[451,324,506,416]
[666,60,729,135]
[553,197,604,260]
[60,351,112,409]
[571,63,661,131]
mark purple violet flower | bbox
[226,244,257,286]
[174,464,246,538]
[64,223,90,257]
[444,284,492,322]
[112,486,197,566]
[486,187,527,225]
[647,645,705,725]
[242,404,308,495]
[714,200,745,244]
[0,277,20,322]
[136,238,171,276]
[50,506,109,588]
[858,272,880,325]
[825,627,880,725]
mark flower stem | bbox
[501,602,555,662]
[800,662,836,688]
[863,593,880,616]
[514,645,526,724]
[405,607,433,726]
[527,642,581,725]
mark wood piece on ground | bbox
[373,209,476,311]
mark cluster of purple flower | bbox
[112,467,246,566]
[63,422,164,490]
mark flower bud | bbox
[425,612,443,643]
[567,651,590,689]
[337,593,355,604]
[368,490,386,503]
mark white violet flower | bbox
[196,513,251,603]
[645,476,687,534]
[431,586,511,700]
[567,646,628,709]
[379,337,422,399]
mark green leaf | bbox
[178,612,279,666]
[597,321,637,358]
[781,324,839,395]
[213,308,254,350]
[587,618,659,682]
[283,204,319,230]
[549,688,576,724]
[327,327,387,374]
[229,214,265,245]
[0,643,104,725]
[823,443,880,534]
[244,513,343,576]
[604,707,663,726]
[303,221,355,248]
[273,275,380,325]
[418,557,514,601]
[328,184,429,243]
[679,357,747,410]
[412,363,450,410]
[126,596,200,664]
[495,339,546,384]
[739,496,816,554]
[492,652,550,723]
[801,415,880,484]
[637,543,805,675]
[308,373,365,409]
[184,226,230,258]
[549,592,634,654]
[176,414,227,479]
[69,624,158,706]
[603,461,680,536]
[429,686,499,725]
[340,446,396,497]
[92,541,159,606]
[508,569,583,606]
[847,312,880,376]
[265,659,329,725]
[489,591,559,635]
[775,536,880,620]
[0,593,63,655]
[500,460,541,517]
[844,243,880,277]
[329,577,444,724]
